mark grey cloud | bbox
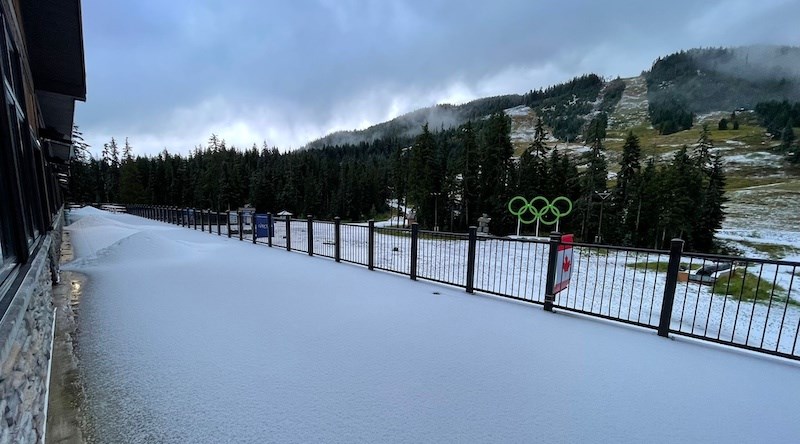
[76,0,800,155]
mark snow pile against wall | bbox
[65,208,800,443]
[0,211,63,444]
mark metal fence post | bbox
[466,226,477,293]
[201,209,206,232]
[658,238,685,337]
[193,209,198,230]
[217,210,221,235]
[227,210,232,238]
[410,223,419,280]
[334,217,340,262]
[368,220,375,270]
[285,215,291,252]
[307,215,314,256]
[238,211,244,241]
[253,213,258,244]
[267,213,273,247]
[544,232,562,312]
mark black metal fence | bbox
[126,205,800,361]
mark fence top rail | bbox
[566,242,668,255]
[417,229,469,239]
[341,222,372,229]
[682,251,800,268]
[482,235,549,245]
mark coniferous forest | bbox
[70,113,728,252]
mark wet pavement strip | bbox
[46,229,88,444]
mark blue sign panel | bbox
[255,214,273,238]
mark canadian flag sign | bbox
[553,234,574,294]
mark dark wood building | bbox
[0,0,85,300]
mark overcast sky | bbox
[75,0,800,156]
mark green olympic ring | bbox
[508,196,573,226]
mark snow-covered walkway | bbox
[65,207,799,443]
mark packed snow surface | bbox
[65,207,800,443]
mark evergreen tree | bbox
[408,123,441,227]
[517,117,548,199]
[459,121,480,227]
[478,112,515,234]
[693,123,713,170]
[580,116,609,241]
[694,154,727,251]
[660,146,704,247]
[118,140,145,204]
[781,124,795,151]
[613,131,641,244]
[68,126,95,202]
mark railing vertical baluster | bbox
[285,215,291,252]
[267,213,273,247]
[217,210,221,235]
[368,220,375,270]
[227,210,232,238]
[410,223,418,280]
[334,217,340,262]
[193,209,198,230]
[466,226,477,293]
[307,215,314,256]
[253,213,258,244]
[658,238,685,337]
[238,211,244,241]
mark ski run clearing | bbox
[65,207,799,443]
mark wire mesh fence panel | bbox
[555,244,670,328]
[672,254,800,358]
[340,223,369,266]
[289,219,309,253]
[374,227,411,275]
[473,237,548,302]
[272,219,288,249]
[313,221,336,258]
[209,212,223,235]
[416,230,469,287]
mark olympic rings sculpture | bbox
[508,196,573,225]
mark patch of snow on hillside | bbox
[723,152,783,166]
[504,105,532,117]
